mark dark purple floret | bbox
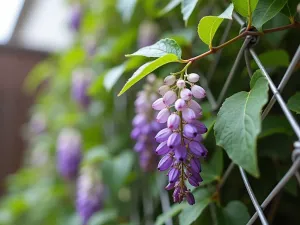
[56,128,82,180]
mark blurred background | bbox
[0,0,299,225]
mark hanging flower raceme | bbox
[69,3,82,32]
[56,128,82,180]
[152,72,208,205]
[71,68,94,108]
[76,166,104,225]
[131,74,163,172]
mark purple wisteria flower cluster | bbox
[56,128,82,180]
[76,167,104,225]
[152,73,208,205]
[71,68,94,108]
[131,75,163,172]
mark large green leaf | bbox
[260,116,293,138]
[118,54,179,96]
[198,4,233,47]
[89,209,117,225]
[158,0,181,16]
[232,0,259,17]
[126,38,182,59]
[281,0,299,19]
[181,0,199,25]
[214,70,269,177]
[287,92,300,114]
[103,64,126,91]
[220,201,250,225]
[117,0,137,22]
[252,0,288,30]
[178,189,211,225]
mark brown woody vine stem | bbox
[179,21,300,64]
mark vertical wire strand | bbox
[250,49,300,139]
[239,167,269,225]
[262,45,300,119]
[246,157,300,225]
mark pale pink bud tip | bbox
[163,90,177,106]
[180,88,192,101]
[191,85,206,99]
[156,108,170,123]
[164,75,176,86]
[187,73,200,83]
[158,85,170,95]
[176,79,185,88]
[152,98,166,110]
[175,99,186,111]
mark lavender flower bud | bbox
[190,158,201,172]
[155,128,172,143]
[164,75,176,85]
[132,114,147,127]
[189,141,208,157]
[182,108,196,122]
[176,79,185,88]
[130,127,141,139]
[191,85,206,99]
[167,114,180,129]
[152,98,166,110]
[165,182,175,190]
[158,85,170,95]
[188,99,202,115]
[168,168,180,183]
[163,90,177,106]
[175,99,186,111]
[134,141,145,152]
[187,73,200,83]
[188,176,199,187]
[76,167,104,225]
[174,145,187,161]
[180,88,193,101]
[173,187,181,202]
[183,124,198,138]
[138,21,159,48]
[56,128,82,180]
[156,108,170,123]
[186,192,195,205]
[158,154,173,171]
[167,132,181,149]
[191,121,208,134]
[156,142,171,155]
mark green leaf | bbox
[232,0,259,17]
[181,0,199,25]
[198,4,234,47]
[214,70,269,177]
[281,0,299,19]
[178,189,211,225]
[126,38,182,59]
[158,0,181,16]
[260,115,293,138]
[89,209,117,225]
[252,0,288,30]
[221,201,250,225]
[103,64,126,91]
[83,146,110,165]
[118,54,179,96]
[201,149,223,185]
[252,49,290,68]
[155,203,186,225]
[287,92,300,114]
[117,0,137,22]
[113,151,134,188]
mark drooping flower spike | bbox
[76,166,104,225]
[56,128,82,180]
[152,72,208,205]
[131,74,163,172]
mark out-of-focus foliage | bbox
[0,0,300,224]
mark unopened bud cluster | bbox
[152,73,207,205]
[131,74,163,171]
